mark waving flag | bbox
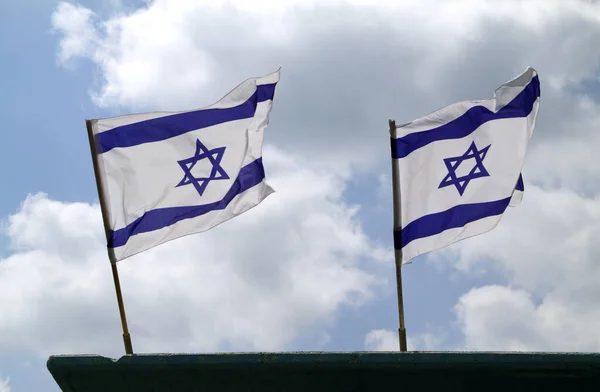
[391,67,540,264]
[87,70,280,262]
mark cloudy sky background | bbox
[1,0,600,390]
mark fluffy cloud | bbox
[51,2,98,65]
[364,329,442,351]
[364,329,402,351]
[444,182,600,351]
[51,0,600,169]
[526,95,600,194]
[0,376,9,392]
[0,146,387,357]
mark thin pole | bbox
[86,120,134,355]
[389,119,408,352]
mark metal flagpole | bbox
[389,119,408,352]
[86,119,134,355]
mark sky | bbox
[1,0,600,390]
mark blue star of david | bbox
[176,139,229,196]
[438,141,491,196]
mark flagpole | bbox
[86,120,134,355]
[389,119,408,352]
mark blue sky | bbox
[2,1,600,391]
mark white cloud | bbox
[441,182,600,351]
[50,2,98,65]
[364,329,443,351]
[0,146,387,357]
[429,17,600,349]
[365,329,402,351]
[456,286,543,351]
[456,284,600,352]
[52,0,600,99]
[0,376,9,392]
[50,0,600,169]
[526,97,600,195]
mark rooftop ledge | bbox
[47,351,600,392]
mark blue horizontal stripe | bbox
[394,197,512,249]
[96,83,277,154]
[108,158,266,248]
[515,174,524,191]
[392,75,540,159]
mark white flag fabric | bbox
[88,70,280,262]
[391,67,540,264]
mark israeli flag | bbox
[87,70,280,262]
[391,67,540,264]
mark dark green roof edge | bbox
[47,352,600,392]
[48,351,600,370]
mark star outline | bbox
[438,141,491,196]
[176,139,230,197]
